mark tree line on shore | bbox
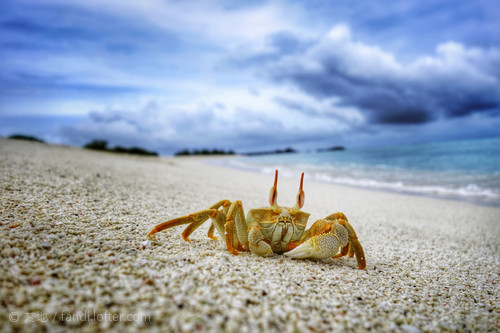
[174,148,235,156]
[7,134,345,156]
[7,134,45,143]
[83,140,158,156]
[175,145,345,156]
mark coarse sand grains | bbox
[1,138,499,332]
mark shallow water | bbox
[211,137,500,206]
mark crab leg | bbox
[207,224,217,240]
[209,200,232,242]
[324,212,348,222]
[226,200,249,251]
[147,200,230,241]
[207,199,230,240]
[147,209,215,241]
[324,212,365,269]
[333,243,349,259]
[224,217,242,255]
[334,220,366,270]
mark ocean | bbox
[211,137,500,207]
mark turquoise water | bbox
[213,137,500,206]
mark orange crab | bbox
[147,170,366,269]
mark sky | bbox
[1,0,500,154]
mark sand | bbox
[1,138,499,332]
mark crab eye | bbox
[269,169,278,206]
[297,190,305,208]
[296,172,305,208]
[269,187,277,206]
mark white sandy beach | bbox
[1,138,499,332]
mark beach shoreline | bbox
[207,139,500,209]
[1,138,499,331]
[207,157,500,209]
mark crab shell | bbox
[246,207,310,254]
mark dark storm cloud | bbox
[302,0,500,52]
[239,26,500,125]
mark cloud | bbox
[55,101,269,153]
[2,0,499,152]
[22,0,307,45]
[296,0,500,54]
[54,101,500,154]
[235,25,500,125]
[54,94,355,155]
[0,71,144,100]
[0,1,192,104]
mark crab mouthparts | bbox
[276,218,293,239]
[281,224,289,238]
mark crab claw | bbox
[284,232,341,259]
[284,217,366,269]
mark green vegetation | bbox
[83,140,158,156]
[174,148,235,156]
[84,140,108,151]
[111,146,158,156]
[8,134,45,143]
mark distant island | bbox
[317,146,345,152]
[83,140,158,157]
[174,147,298,156]
[243,147,297,156]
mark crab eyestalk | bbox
[291,172,305,213]
[269,169,279,209]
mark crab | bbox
[147,170,366,269]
